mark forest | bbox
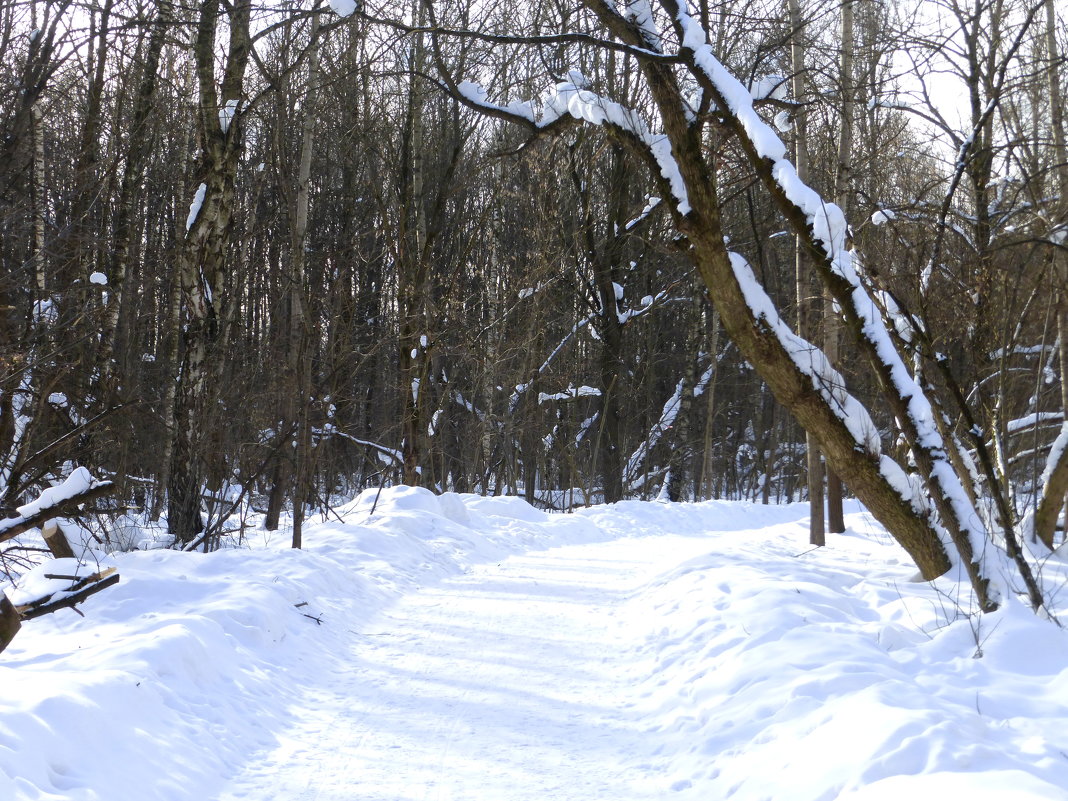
[1,0,1067,615]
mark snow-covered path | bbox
[218,536,711,801]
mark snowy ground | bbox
[3,488,1068,800]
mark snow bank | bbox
[0,486,611,801]
[613,511,1068,799]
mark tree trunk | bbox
[586,0,956,581]
[98,0,172,403]
[699,307,721,500]
[398,4,431,487]
[1035,0,1068,548]
[789,0,824,545]
[825,0,854,534]
[167,0,253,543]
[289,14,321,549]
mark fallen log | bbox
[15,567,120,621]
[0,481,114,545]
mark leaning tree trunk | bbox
[666,15,995,608]
[591,0,963,587]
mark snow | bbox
[990,344,1051,359]
[566,68,590,89]
[509,316,594,414]
[1006,412,1063,434]
[318,426,402,466]
[32,298,56,324]
[457,77,691,214]
[329,0,358,16]
[627,378,685,486]
[537,384,602,404]
[871,208,897,225]
[749,74,788,101]
[1040,422,1068,490]
[88,271,108,285]
[625,196,662,230]
[3,489,1067,800]
[15,466,98,519]
[619,0,661,49]
[219,99,239,133]
[6,557,113,607]
[185,183,207,231]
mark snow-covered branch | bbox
[454,73,691,215]
[317,426,403,467]
[538,385,602,405]
[0,468,114,545]
[663,0,1006,608]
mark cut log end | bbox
[42,520,76,560]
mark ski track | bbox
[216,536,717,801]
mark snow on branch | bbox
[666,0,1004,601]
[626,376,686,491]
[538,385,603,405]
[185,183,207,232]
[729,252,879,456]
[1040,422,1068,491]
[452,74,690,214]
[725,248,939,522]
[618,0,663,51]
[509,315,594,414]
[617,289,675,325]
[0,468,114,545]
[451,390,488,423]
[1006,412,1063,436]
[317,426,403,467]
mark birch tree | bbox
[167,0,254,543]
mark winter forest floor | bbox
[4,489,1068,800]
